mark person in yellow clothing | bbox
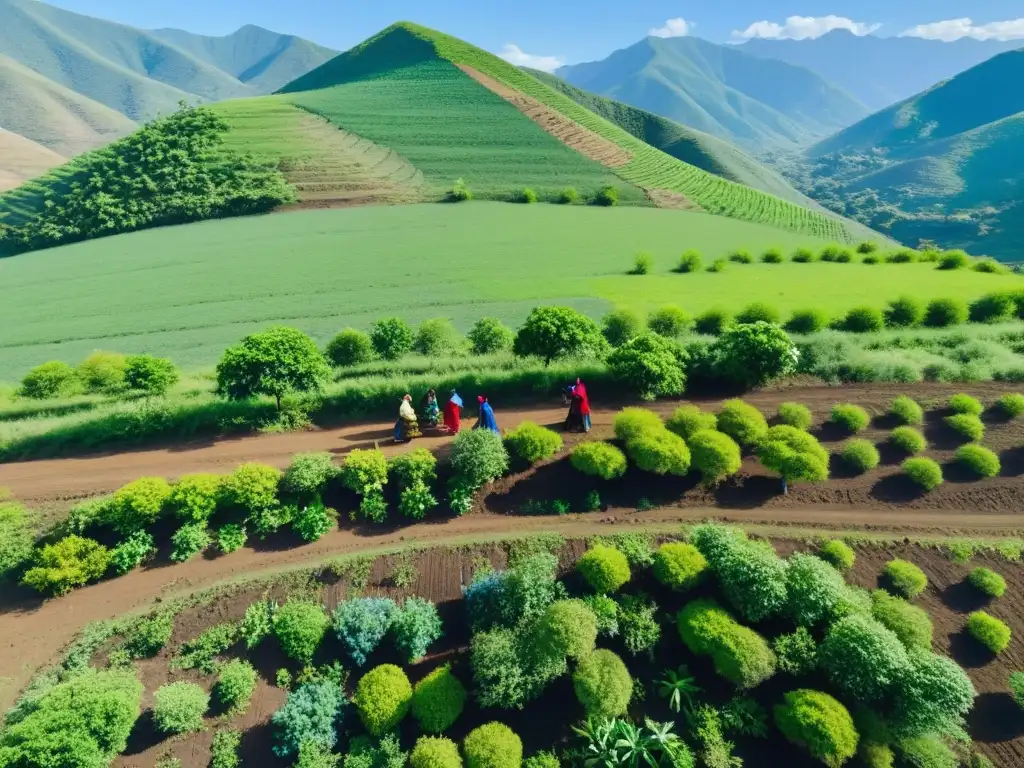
[394,394,421,442]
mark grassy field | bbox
[0,202,1020,381]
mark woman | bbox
[475,395,499,433]
[420,389,440,428]
[443,390,463,434]
[564,385,583,432]
[574,378,592,433]
[394,394,421,443]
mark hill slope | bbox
[0,130,63,191]
[555,36,867,150]
[740,31,1022,113]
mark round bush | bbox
[778,402,813,430]
[653,542,708,591]
[967,611,1011,654]
[607,333,687,400]
[736,302,781,325]
[123,355,179,396]
[77,351,127,394]
[819,540,855,571]
[841,306,885,333]
[18,361,78,399]
[996,392,1024,419]
[903,458,943,490]
[687,429,742,484]
[411,737,463,768]
[885,296,926,328]
[282,452,338,499]
[355,664,413,736]
[666,405,717,439]
[729,249,753,264]
[785,308,830,334]
[221,463,281,513]
[20,535,111,595]
[818,614,910,701]
[647,305,691,338]
[601,308,643,347]
[613,408,663,442]
[945,413,984,442]
[774,689,858,768]
[110,477,172,533]
[968,567,1006,599]
[536,599,598,660]
[216,327,330,406]
[463,723,522,768]
[577,545,631,593]
[675,250,703,273]
[450,429,510,491]
[503,422,562,465]
[467,318,513,355]
[573,648,632,718]
[842,439,880,473]
[325,328,374,367]
[871,590,933,650]
[924,298,968,327]
[570,441,627,480]
[153,681,209,734]
[938,250,970,270]
[756,425,830,485]
[169,473,222,522]
[676,598,777,687]
[412,664,466,733]
[890,396,924,425]
[792,247,817,263]
[216,659,258,714]
[762,247,784,264]
[884,559,928,599]
[625,428,691,476]
[949,393,984,416]
[717,399,769,445]
[830,404,870,433]
[711,322,798,389]
[706,258,728,273]
[273,601,329,664]
[630,252,652,274]
[786,553,847,627]
[956,444,1001,478]
[969,293,1015,324]
[513,306,606,363]
[892,648,976,742]
[370,318,414,360]
[693,307,732,336]
[891,427,927,455]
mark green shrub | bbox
[630,253,652,275]
[791,247,817,263]
[393,597,443,662]
[884,559,928,599]
[513,306,608,362]
[890,396,924,425]
[862,253,881,265]
[891,427,927,455]
[450,428,509,490]
[577,545,631,593]
[884,296,926,328]
[842,439,880,473]
[819,540,855,571]
[886,248,918,263]
[21,535,110,595]
[871,591,933,650]
[341,448,389,495]
[970,293,1015,323]
[109,529,155,574]
[647,305,691,337]
[517,187,537,204]
[414,318,464,357]
[463,723,522,768]
[625,428,691,476]
[841,306,885,333]
[924,298,968,327]
[355,664,412,736]
[467,318,514,355]
[168,473,222,522]
[967,611,1011,654]
[221,463,281,512]
[687,430,742,484]
[736,302,781,324]
[711,322,798,388]
[717,399,768,445]
[217,523,247,554]
[273,601,328,664]
[124,354,179,396]
[570,441,627,480]
[761,247,784,264]
[523,753,559,768]
[170,522,211,562]
[706,257,728,273]
[778,402,813,429]
[956,444,1001,478]
[617,593,661,655]
[903,458,943,490]
[607,333,687,400]
[573,649,632,718]
[818,615,910,701]
[332,597,395,667]
[240,599,274,649]
[1011,672,1024,708]
[938,250,970,270]
[892,648,976,738]
[784,308,830,334]
[504,422,562,464]
[77,351,127,394]
[153,681,209,734]
[613,407,663,441]
[411,736,462,768]
[677,599,776,688]
[666,405,717,439]
[774,689,858,768]
[756,425,830,485]
[996,392,1024,418]
[557,186,579,204]
[292,499,335,541]
[693,307,732,336]
[536,599,597,660]
[210,729,241,768]
[216,659,257,714]
[830,404,870,433]
[675,250,703,273]
[601,308,643,347]
[654,543,708,591]
[282,452,338,499]
[370,317,414,360]
[18,361,78,399]
[773,627,818,676]
[216,327,330,408]
[944,413,984,442]
[949,393,984,416]
[326,328,374,367]
[110,476,172,533]
[271,680,343,758]
[449,178,472,201]
[968,567,1006,598]
[412,664,466,733]
[785,553,847,627]
[729,248,753,264]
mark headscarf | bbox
[477,395,487,404]
[399,394,416,421]
[450,390,463,408]
[575,378,591,415]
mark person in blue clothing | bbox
[474,395,499,433]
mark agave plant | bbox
[657,665,702,713]
[572,716,687,767]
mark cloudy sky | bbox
[48,0,1024,71]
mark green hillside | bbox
[555,36,868,150]
[0,130,62,191]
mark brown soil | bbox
[456,64,633,169]
[646,188,701,210]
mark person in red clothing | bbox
[563,378,592,432]
[442,390,463,434]
[575,378,592,433]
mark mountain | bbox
[0,130,63,191]
[801,49,1024,260]
[739,31,1021,113]
[555,36,868,151]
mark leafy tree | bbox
[21,535,111,595]
[819,615,910,701]
[326,329,374,367]
[367,319,412,362]
[464,552,564,632]
[467,317,514,355]
[463,723,523,768]
[332,597,397,668]
[273,601,329,664]
[710,322,799,389]
[153,681,209,734]
[354,664,412,736]
[512,306,607,363]
[222,462,281,513]
[216,326,331,409]
[168,473,222,522]
[414,318,464,356]
[607,333,687,400]
[412,664,467,733]
[896,734,957,768]
[271,680,344,758]
[891,648,976,737]
[124,355,179,396]
[577,545,631,593]
[393,597,444,662]
[535,599,598,660]
[573,649,632,718]
[76,351,128,394]
[756,425,830,488]
[691,524,788,623]
[602,309,644,347]
[18,361,78,399]
[648,305,691,337]
[716,399,768,446]
[677,599,776,688]
[774,689,858,768]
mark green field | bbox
[0,202,1019,381]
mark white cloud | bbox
[496,44,564,72]
[732,15,881,41]
[899,17,1024,42]
[649,18,694,38]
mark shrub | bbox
[355,664,412,736]
[449,178,472,201]
[470,627,543,709]
[21,535,111,595]
[168,473,222,522]
[892,648,976,740]
[450,428,509,489]
[412,664,466,733]
[778,402,813,430]
[830,404,870,433]
[341,449,388,498]
[949,393,984,416]
[557,186,579,204]
[890,395,924,425]
[617,593,661,654]
[841,306,885,333]
[924,298,968,327]
[210,729,241,768]
[677,599,776,688]
[686,429,741,484]
[513,306,606,363]
[970,293,1015,324]
[773,627,818,676]
[414,318,464,357]
[791,247,817,263]
[504,422,562,464]
[625,428,691,476]
[412,737,462,768]
[968,567,1006,598]
[819,539,855,571]
[785,307,831,335]
[761,247,784,264]
[675,249,703,273]
[534,599,597,661]
[124,354,179,396]
[613,407,663,441]
[891,427,927,455]
[862,253,881,265]
[274,601,328,664]
[517,187,538,203]
[110,530,156,574]
[153,681,209,734]
[463,723,522,768]
[570,441,627,480]
[170,522,211,562]
[945,413,984,441]
[216,660,257,714]
[647,305,691,337]
[607,333,687,400]
[393,597,444,662]
[216,327,330,409]
[693,307,732,336]
[221,462,281,513]
[842,439,880,473]
[282,452,338,499]
[271,680,343,758]
[775,689,858,768]
[708,257,730,273]
[18,361,78,399]
[332,597,395,667]
[468,318,514,355]
[736,302,781,325]
[601,308,643,347]
[666,405,717,438]
[786,553,847,627]
[818,614,910,701]
[577,545,631,593]
[904,457,943,490]
[756,425,830,485]
[595,185,618,206]
[241,599,274,650]
[573,649,632,718]
[464,552,562,632]
[369,317,414,360]
[885,296,926,328]
[711,322,798,388]
[654,542,707,591]
[292,499,335,542]
[326,328,374,367]
[110,476,172,533]
[77,351,127,394]
[729,248,753,264]
[996,392,1024,418]
[956,444,1001,478]
[1011,672,1024,708]
[216,523,247,554]
[967,611,1011,654]
[523,753,559,768]
[938,250,970,270]
[871,591,933,650]
[884,560,928,599]
[717,399,768,445]
[896,735,956,768]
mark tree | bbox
[607,333,687,400]
[687,430,742,484]
[414,318,464,356]
[412,664,467,733]
[756,425,829,491]
[326,329,374,367]
[370,318,414,360]
[216,326,331,409]
[535,600,598,660]
[392,597,444,662]
[18,361,78,399]
[577,545,631,593]
[467,317,513,355]
[573,649,632,718]
[647,305,691,337]
[271,681,343,758]
[124,354,179,396]
[354,664,412,736]
[818,615,910,701]
[710,322,799,389]
[891,648,976,738]
[785,553,846,627]
[463,723,523,768]
[602,309,644,347]
[512,306,606,363]
[273,601,329,664]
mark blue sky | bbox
[46,0,1024,68]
